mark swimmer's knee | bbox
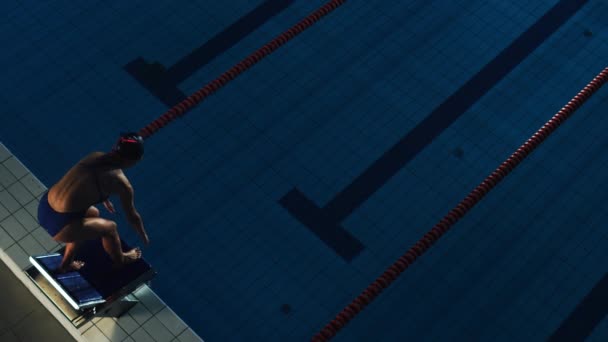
[82,218,118,238]
[56,218,118,242]
[105,221,118,236]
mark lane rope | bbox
[132,0,608,338]
[137,0,347,139]
[312,67,608,341]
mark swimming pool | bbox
[2,0,608,340]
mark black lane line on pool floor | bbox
[124,0,295,107]
[280,0,590,262]
[549,272,608,341]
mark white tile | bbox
[0,190,20,213]
[1,215,28,241]
[129,327,155,342]
[51,242,65,253]
[0,225,15,250]
[17,234,46,256]
[3,157,29,179]
[134,285,166,314]
[0,143,11,162]
[7,182,34,206]
[0,164,17,188]
[5,244,30,269]
[96,317,128,342]
[79,320,95,334]
[128,302,153,325]
[24,199,39,218]
[142,316,174,342]
[14,208,38,232]
[177,328,203,342]
[115,313,140,334]
[155,307,188,337]
[0,203,9,221]
[31,226,59,252]
[83,324,111,342]
[19,173,46,197]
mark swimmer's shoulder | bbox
[76,151,105,167]
[84,151,105,160]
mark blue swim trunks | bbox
[38,191,87,237]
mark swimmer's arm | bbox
[118,182,150,245]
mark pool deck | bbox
[0,141,203,342]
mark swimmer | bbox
[37,133,150,273]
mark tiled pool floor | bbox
[2,0,608,341]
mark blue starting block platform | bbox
[26,238,156,327]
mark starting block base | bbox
[26,238,156,327]
[96,296,138,318]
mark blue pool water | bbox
[2,0,608,341]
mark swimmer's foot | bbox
[56,260,85,274]
[124,247,142,263]
[112,248,142,270]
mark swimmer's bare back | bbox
[49,152,121,212]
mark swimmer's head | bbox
[112,132,144,162]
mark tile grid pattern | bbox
[1,0,608,340]
[0,142,202,342]
[333,1,608,340]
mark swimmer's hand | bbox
[103,199,116,214]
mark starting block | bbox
[25,238,156,327]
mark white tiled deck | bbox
[0,142,203,342]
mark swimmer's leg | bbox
[58,241,84,273]
[54,218,141,268]
[55,207,100,273]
